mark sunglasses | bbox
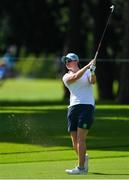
[65,59,73,63]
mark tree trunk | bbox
[118,0,129,103]
[94,0,115,100]
[63,0,86,101]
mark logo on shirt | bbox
[83,123,87,129]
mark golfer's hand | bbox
[88,59,96,68]
[92,58,96,65]
[90,64,96,74]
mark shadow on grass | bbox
[0,104,129,151]
[0,100,67,106]
[92,172,129,176]
[0,99,124,106]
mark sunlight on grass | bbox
[0,78,122,102]
[0,78,64,101]
[0,78,99,101]
[0,105,67,113]
[97,105,129,109]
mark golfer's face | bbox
[66,60,78,68]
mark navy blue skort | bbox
[67,104,95,132]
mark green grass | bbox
[0,78,99,101]
[0,78,64,101]
[0,79,129,179]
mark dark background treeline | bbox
[0,0,129,103]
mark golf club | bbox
[94,5,115,62]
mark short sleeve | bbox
[62,73,70,87]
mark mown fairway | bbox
[0,79,129,179]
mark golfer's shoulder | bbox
[62,73,69,82]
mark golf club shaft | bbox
[94,6,114,61]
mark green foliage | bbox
[0,0,129,102]
[15,54,59,78]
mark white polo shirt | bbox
[62,69,95,107]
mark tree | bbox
[62,0,87,100]
[117,0,129,103]
[93,0,116,100]
[0,0,64,54]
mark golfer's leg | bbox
[70,131,78,154]
[77,128,88,168]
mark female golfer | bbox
[62,53,96,174]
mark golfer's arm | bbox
[66,65,90,84]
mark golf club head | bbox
[110,5,115,13]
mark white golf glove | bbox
[90,64,96,74]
